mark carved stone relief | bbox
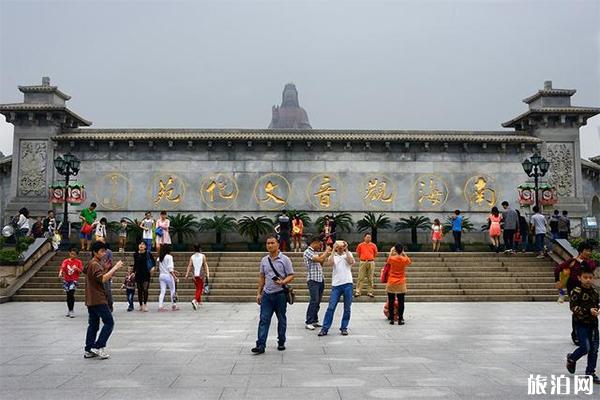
[18,140,48,197]
[546,143,575,197]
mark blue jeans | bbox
[570,323,599,375]
[535,234,545,253]
[519,233,529,251]
[144,238,152,253]
[256,291,287,348]
[126,288,135,309]
[305,280,324,325]
[85,304,114,352]
[322,283,353,332]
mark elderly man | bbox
[304,236,332,330]
[252,235,295,354]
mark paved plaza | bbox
[0,302,594,399]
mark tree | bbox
[442,216,475,235]
[315,212,354,233]
[198,215,237,244]
[168,213,199,244]
[395,216,431,246]
[237,216,274,243]
[356,212,391,244]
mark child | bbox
[58,246,83,318]
[118,219,128,252]
[95,217,107,243]
[185,244,210,310]
[557,268,571,303]
[566,262,600,384]
[121,266,136,312]
[431,218,442,252]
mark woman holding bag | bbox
[133,241,153,312]
[155,211,171,254]
[386,243,411,325]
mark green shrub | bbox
[0,248,21,263]
[16,236,35,253]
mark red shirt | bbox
[60,258,83,282]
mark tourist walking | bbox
[121,266,136,312]
[501,201,518,254]
[431,218,443,252]
[185,244,209,310]
[549,209,561,240]
[516,210,529,253]
[304,236,331,330]
[488,207,502,253]
[140,211,154,253]
[558,210,571,239]
[355,233,378,298]
[84,241,123,360]
[133,241,153,312]
[157,245,178,311]
[386,243,412,325]
[451,210,463,252]
[58,246,83,318]
[155,211,171,254]
[79,203,97,251]
[530,206,547,258]
[318,240,355,336]
[291,214,304,252]
[565,263,600,384]
[276,211,291,251]
[118,219,128,252]
[252,235,294,355]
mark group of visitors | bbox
[274,210,337,253]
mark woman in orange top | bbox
[386,243,411,325]
[291,214,304,253]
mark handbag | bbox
[155,226,164,237]
[380,262,391,283]
[145,253,155,272]
[81,223,93,235]
[267,257,295,305]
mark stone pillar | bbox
[0,77,91,219]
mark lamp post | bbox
[53,153,81,249]
[521,152,550,210]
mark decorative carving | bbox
[18,140,47,197]
[254,173,291,210]
[147,174,186,209]
[546,143,574,197]
[95,173,130,210]
[363,176,395,210]
[414,175,448,210]
[307,174,342,210]
[200,174,238,210]
[464,175,498,210]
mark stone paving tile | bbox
[0,302,595,399]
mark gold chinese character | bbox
[364,178,393,203]
[206,180,234,202]
[261,181,286,204]
[314,176,337,208]
[471,177,496,207]
[154,177,182,204]
[418,178,443,206]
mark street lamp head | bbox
[62,153,75,164]
[71,158,81,175]
[539,159,550,176]
[530,152,542,166]
[521,158,533,176]
[53,156,66,175]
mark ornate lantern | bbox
[517,183,535,206]
[48,184,66,204]
[66,184,86,204]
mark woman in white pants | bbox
[157,245,179,311]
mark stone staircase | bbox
[11,251,557,302]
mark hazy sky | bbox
[1,0,599,158]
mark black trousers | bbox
[137,281,149,305]
[503,229,515,251]
[66,290,75,311]
[387,292,405,320]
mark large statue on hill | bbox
[268,83,312,129]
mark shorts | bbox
[62,281,78,292]
[79,232,92,240]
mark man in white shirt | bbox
[530,205,547,259]
[318,240,355,337]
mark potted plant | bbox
[442,216,475,251]
[198,215,237,251]
[356,212,391,244]
[395,216,431,251]
[169,213,199,251]
[237,216,274,251]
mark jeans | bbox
[503,229,515,251]
[305,280,324,324]
[322,283,353,332]
[103,280,113,312]
[126,288,135,309]
[535,234,545,253]
[85,304,114,352]
[144,238,152,253]
[570,323,599,375]
[452,231,462,251]
[256,291,287,348]
[519,233,529,251]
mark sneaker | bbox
[90,347,110,360]
[305,324,315,330]
[340,329,348,336]
[158,307,169,312]
[83,351,97,359]
[251,346,265,354]
[398,319,405,325]
[191,300,198,310]
[172,305,179,311]
[367,293,375,298]
[317,330,328,337]
[313,323,322,328]
[69,311,75,318]
[566,354,576,374]
[354,292,360,297]
[536,255,545,259]
[277,344,286,351]
[591,374,600,384]
[65,313,70,318]
[389,319,394,325]
[127,307,133,312]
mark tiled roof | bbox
[18,84,71,100]
[582,159,600,171]
[0,103,92,126]
[53,128,542,143]
[522,89,577,104]
[502,107,600,128]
